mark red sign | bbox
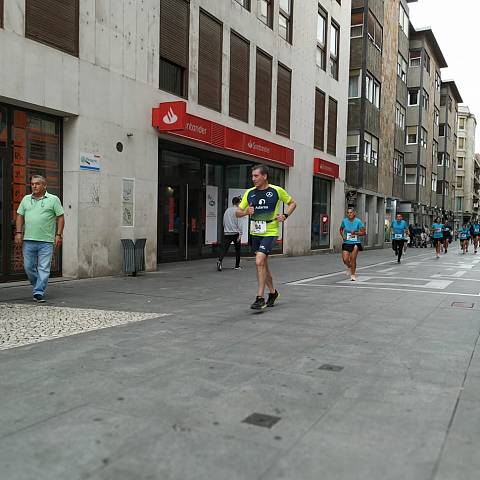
[313,158,339,179]
[152,102,294,167]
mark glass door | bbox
[311,176,332,249]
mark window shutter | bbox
[198,10,223,112]
[276,63,291,138]
[255,49,272,130]
[351,12,363,26]
[25,0,79,56]
[229,31,250,122]
[160,0,189,69]
[327,97,337,155]
[314,89,326,150]
[0,0,4,29]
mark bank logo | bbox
[163,107,178,125]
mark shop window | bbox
[229,31,250,123]
[160,0,190,98]
[25,0,79,56]
[255,49,273,131]
[311,177,331,250]
[276,63,291,138]
[198,10,223,112]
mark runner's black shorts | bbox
[432,237,443,246]
[342,243,363,253]
[251,236,277,255]
[392,239,405,250]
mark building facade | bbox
[346,0,415,247]
[454,105,477,226]
[0,0,351,282]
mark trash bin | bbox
[121,238,146,276]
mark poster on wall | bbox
[205,185,218,245]
[80,152,101,172]
[228,189,249,244]
[122,178,135,227]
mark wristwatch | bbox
[284,213,289,219]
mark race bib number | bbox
[250,220,267,235]
[346,233,358,242]
[460,234,467,240]
[394,234,403,239]
[435,228,442,233]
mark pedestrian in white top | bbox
[217,196,243,271]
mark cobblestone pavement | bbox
[0,304,168,351]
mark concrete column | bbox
[377,197,386,245]
[367,195,377,247]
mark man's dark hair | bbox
[252,164,269,179]
[232,196,241,205]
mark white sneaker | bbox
[346,267,351,277]
[351,274,356,281]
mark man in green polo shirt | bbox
[15,175,65,302]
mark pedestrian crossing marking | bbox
[337,276,452,290]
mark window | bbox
[0,0,3,29]
[366,72,380,108]
[330,21,340,80]
[234,0,250,9]
[448,96,452,112]
[348,71,361,98]
[279,0,293,43]
[160,0,190,97]
[276,63,292,137]
[437,153,443,166]
[440,94,446,106]
[419,166,426,187]
[422,90,429,111]
[258,0,273,28]
[364,132,379,166]
[447,124,452,139]
[409,50,421,67]
[435,72,441,92]
[459,117,466,130]
[408,89,419,106]
[431,173,437,192]
[399,4,409,36]
[434,107,440,126]
[327,97,338,155]
[438,153,450,167]
[351,11,363,38]
[229,31,250,122]
[433,140,438,163]
[198,10,223,112]
[393,151,404,176]
[395,103,406,129]
[314,89,326,150]
[316,6,327,70]
[255,49,273,130]
[456,196,463,211]
[397,54,407,83]
[423,51,431,73]
[367,11,382,50]
[406,126,417,144]
[439,123,445,137]
[347,134,360,161]
[458,156,464,169]
[25,0,79,56]
[458,137,465,150]
[457,176,464,188]
[444,181,449,196]
[405,167,417,184]
[420,127,427,149]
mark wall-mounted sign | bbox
[122,178,134,227]
[205,185,218,245]
[313,158,339,179]
[80,152,101,172]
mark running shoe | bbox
[475,250,477,254]
[33,294,45,303]
[350,274,356,281]
[266,290,279,307]
[346,267,351,277]
[250,296,266,310]
[234,266,243,270]
[216,260,222,272]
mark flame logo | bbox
[247,141,253,149]
[163,107,178,125]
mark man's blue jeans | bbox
[23,241,54,297]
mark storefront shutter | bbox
[314,89,326,151]
[160,0,190,69]
[229,31,250,122]
[255,49,272,131]
[198,10,223,112]
[276,63,291,138]
[25,0,79,56]
[327,97,338,155]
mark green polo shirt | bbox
[17,192,64,243]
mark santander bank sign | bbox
[152,101,294,167]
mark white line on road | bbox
[432,271,467,278]
[337,277,452,290]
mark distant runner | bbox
[391,213,409,263]
[237,165,296,310]
[470,221,480,254]
[459,224,470,254]
[443,221,453,254]
[431,217,444,259]
[340,208,366,281]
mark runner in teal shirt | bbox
[390,213,408,263]
[459,224,470,254]
[431,218,444,258]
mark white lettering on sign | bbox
[247,140,270,154]
[186,122,207,135]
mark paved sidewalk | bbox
[1,247,480,479]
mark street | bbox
[2,245,480,479]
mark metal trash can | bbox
[121,238,146,276]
